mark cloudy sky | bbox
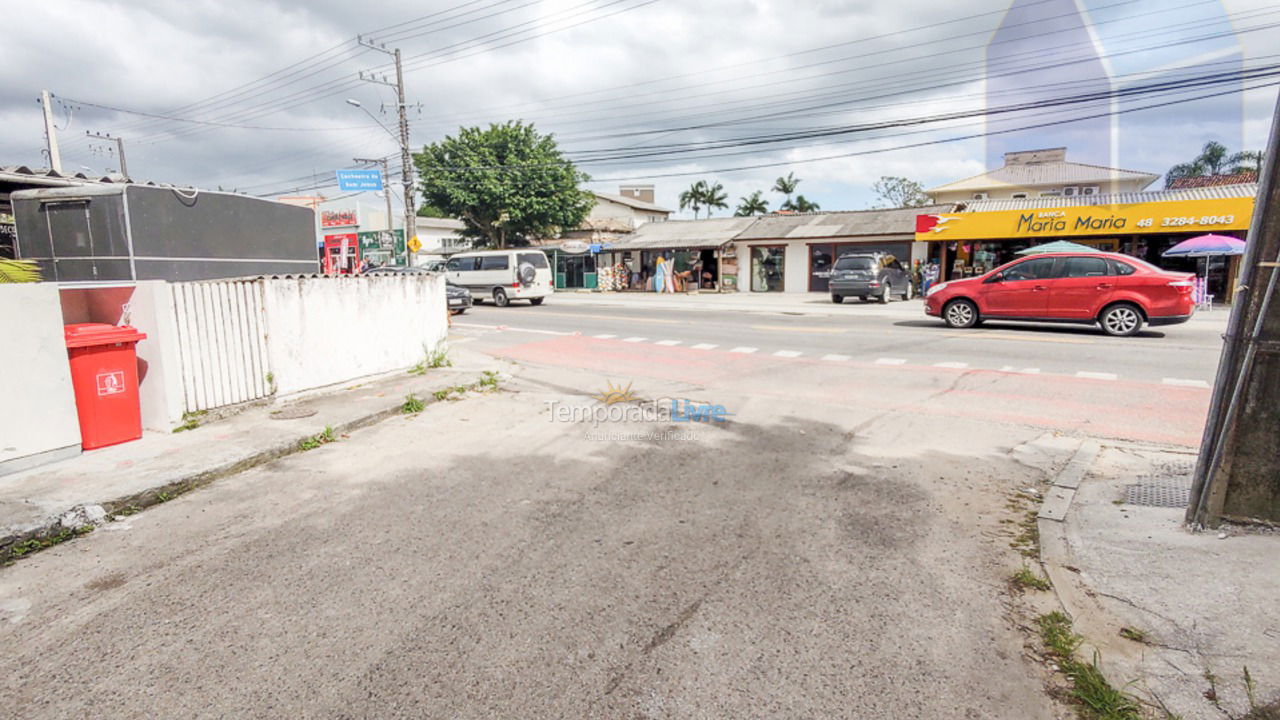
[5,0,1279,217]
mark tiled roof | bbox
[927,161,1159,193]
[734,204,954,240]
[592,191,672,214]
[1167,172,1259,189]
[961,183,1257,212]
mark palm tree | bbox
[791,195,821,213]
[773,172,800,208]
[1165,141,1261,188]
[1230,150,1264,174]
[0,259,40,283]
[703,182,728,217]
[678,180,707,218]
[735,190,769,216]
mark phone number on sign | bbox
[1135,215,1236,228]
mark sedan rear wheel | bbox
[1099,303,1143,336]
[943,299,978,328]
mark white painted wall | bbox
[0,284,81,475]
[261,275,448,397]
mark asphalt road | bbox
[1,296,1222,718]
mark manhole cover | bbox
[270,407,317,420]
[1123,481,1191,508]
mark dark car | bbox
[923,252,1195,336]
[830,252,912,304]
[446,281,472,315]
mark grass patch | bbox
[410,344,452,375]
[1012,565,1052,592]
[1011,509,1041,558]
[477,370,500,390]
[172,410,208,433]
[299,425,336,451]
[402,394,426,414]
[1037,611,1142,720]
[4,525,94,564]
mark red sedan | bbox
[924,252,1196,336]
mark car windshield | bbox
[834,256,875,270]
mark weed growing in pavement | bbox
[477,370,500,391]
[299,425,336,451]
[1118,627,1148,644]
[173,410,208,433]
[1037,611,1142,720]
[432,388,451,401]
[4,525,94,564]
[402,394,426,414]
[410,344,452,375]
[1011,565,1052,592]
[1244,665,1257,711]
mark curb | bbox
[0,370,495,565]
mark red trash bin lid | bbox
[64,323,148,348]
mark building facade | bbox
[927,148,1159,204]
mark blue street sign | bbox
[336,168,383,192]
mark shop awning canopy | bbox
[1162,234,1246,258]
[1015,240,1104,255]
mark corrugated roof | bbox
[0,165,130,187]
[592,191,673,214]
[735,204,954,240]
[927,161,1159,193]
[605,216,755,250]
[1167,172,1259,189]
[962,183,1257,212]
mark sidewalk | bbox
[0,345,508,562]
[551,290,928,317]
[1039,443,1280,719]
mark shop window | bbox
[751,246,785,292]
[809,243,834,291]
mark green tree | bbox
[735,190,769,216]
[413,121,594,248]
[702,181,729,217]
[679,180,707,218]
[772,172,800,208]
[871,176,929,208]
[788,195,821,213]
[1164,141,1262,188]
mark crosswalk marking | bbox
[1163,378,1210,388]
[655,339,682,346]
[691,343,718,350]
[875,358,907,365]
[593,334,616,339]
[729,346,758,354]
[821,354,852,362]
[934,361,969,369]
[1076,371,1118,381]
[773,350,802,358]
[622,336,648,343]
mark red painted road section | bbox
[492,335,1211,447]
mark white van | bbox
[445,249,554,307]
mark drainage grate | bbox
[1123,481,1192,508]
[270,407,318,420]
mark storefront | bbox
[915,186,1256,301]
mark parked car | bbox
[445,250,554,307]
[830,252,912,304]
[924,252,1196,336]
[446,281,472,315]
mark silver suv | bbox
[829,252,912,304]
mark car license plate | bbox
[449,298,463,305]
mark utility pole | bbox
[85,131,129,178]
[357,37,417,268]
[1186,94,1280,527]
[354,157,393,233]
[39,90,63,173]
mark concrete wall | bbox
[261,275,448,397]
[0,284,81,475]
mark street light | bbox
[345,99,414,267]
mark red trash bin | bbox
[64,323,148,450]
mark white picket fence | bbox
[170,279,273,413]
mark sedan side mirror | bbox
[987,272,1005,284]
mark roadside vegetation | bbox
[1037,611,1143,720]
[299,425,336,451]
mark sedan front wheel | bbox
[943,299,979,328]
